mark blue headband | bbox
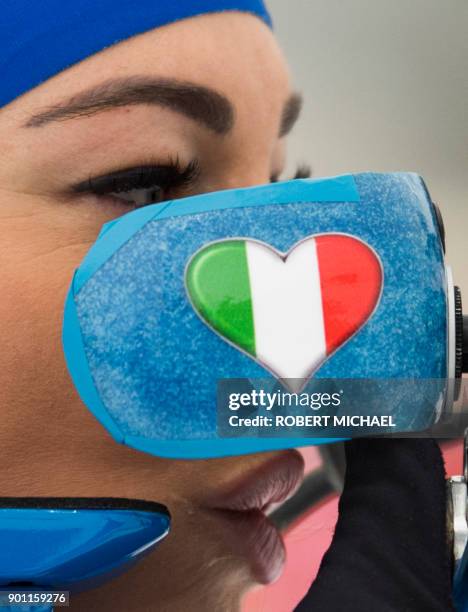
[0,0,272,108]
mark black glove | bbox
[295,439,455,612]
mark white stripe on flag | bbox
[245,238,327,390]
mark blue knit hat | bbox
[0,0,272,108]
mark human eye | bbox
[71,157,200,208]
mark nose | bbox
[207,166,274,193]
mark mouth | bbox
[204,449,305,584]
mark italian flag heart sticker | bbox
[185,234,383,390]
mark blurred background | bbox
[272,0,468,290]
[244,2,467,610]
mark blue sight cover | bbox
[63,173,448,458]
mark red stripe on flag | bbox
[315,235,383,355]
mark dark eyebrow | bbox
[22,76,235,134]
[280,92,303,138]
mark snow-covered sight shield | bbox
[63,173,454,458]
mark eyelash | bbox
[72,159,312,208]
[73,157,200,207]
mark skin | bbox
[0,12,303,611]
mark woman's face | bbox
[0,12,304,611]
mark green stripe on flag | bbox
[186,240,256,356]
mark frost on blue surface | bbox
[75,173,447,441]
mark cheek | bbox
[0,231,86,409]
[0,195,136,493]
[0,195,220,502]
[0,193,131,401]
[0,211,93,489]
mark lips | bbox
[204,450,305,584]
